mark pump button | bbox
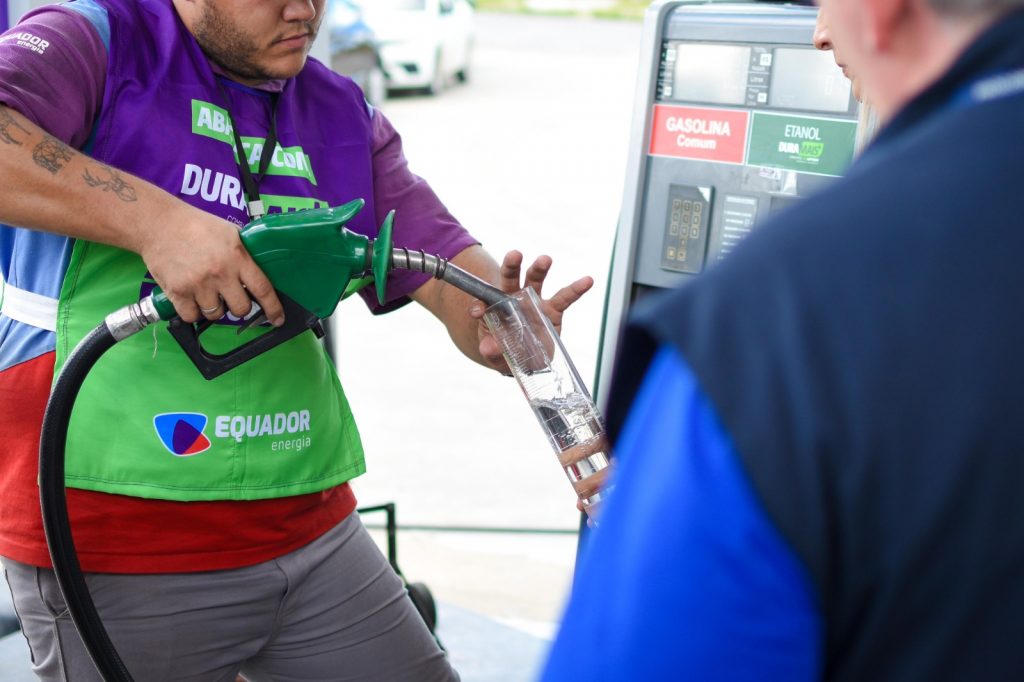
[661,184,713,275]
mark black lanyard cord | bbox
[216,78,280,219]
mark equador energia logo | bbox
[154,413,212,456]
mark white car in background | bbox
[364,0,475,95]
[327,0,387,105]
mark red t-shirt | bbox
[0,352,357,572]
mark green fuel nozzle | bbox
[141,199,393,379]
[149,199,380,322]
[124,199,505,380]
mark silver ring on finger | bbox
[200,303,222,315]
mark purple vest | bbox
[93,0,376,231]
[52,0,375,501]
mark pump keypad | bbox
[661,185,712,274]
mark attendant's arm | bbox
[0,9,282,325]
[0,105,284,326]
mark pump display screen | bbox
[658,41,854,115]
[671,44,752,106]
[769,48,852,113]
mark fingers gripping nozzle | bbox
[148,199,386,380]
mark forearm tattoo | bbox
[83,163,138,203]
[32,134,73,174]
[0,108,29,146]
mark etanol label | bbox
[747,112,857,177]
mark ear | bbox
[861,0,912,52]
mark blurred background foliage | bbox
[475,0,649,20]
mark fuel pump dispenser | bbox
[595,0,866,406]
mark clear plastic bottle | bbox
[483,288,610,518]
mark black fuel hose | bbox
[39,323,135,682]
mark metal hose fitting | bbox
[389,247,507,307]
[104,297,162,341]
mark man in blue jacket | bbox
[544,0,1024,679]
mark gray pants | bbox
[1,513,459,681]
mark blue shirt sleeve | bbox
[63,0,111,50]
[542,346,822,682]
